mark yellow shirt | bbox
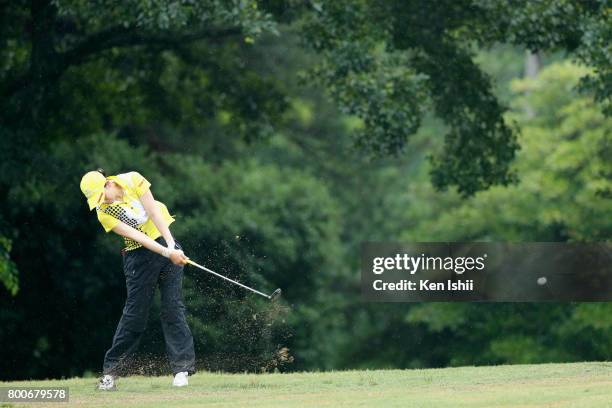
[96,171,175,251]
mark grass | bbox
[2,362,612,407]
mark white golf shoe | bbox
[97,374,116,391]
[172,371,189,387]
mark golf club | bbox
[186,259,282,302]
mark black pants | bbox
[103,237,196,376]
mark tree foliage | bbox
[0,236,18,296]
[330,61,612,370]
[402,61,612,242]
[299,0,611,194]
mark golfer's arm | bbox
[138,189,175,248]
[111,222,170,256]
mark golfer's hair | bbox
[96,168,106,176]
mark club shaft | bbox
[186,259,270,299]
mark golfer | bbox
[80,169,195,390]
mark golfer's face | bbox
[102,181,116,204]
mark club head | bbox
[269,288,282,302]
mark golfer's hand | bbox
[169,249,189,266]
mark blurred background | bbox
[0,0,610,380]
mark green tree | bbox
[402,62,611,242]
[298,0,611,194]
[0,235,18,295]
[290,58,612,371]
[398,61,612,367]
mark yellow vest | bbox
[96,172,175,251]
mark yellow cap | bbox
[80,171,107,210]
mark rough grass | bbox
[2,362,612,407]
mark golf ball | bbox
[537,277,547,285]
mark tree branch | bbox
[3,25,242,98]
[61,25,243,68]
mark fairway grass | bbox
[2,362,612,407]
